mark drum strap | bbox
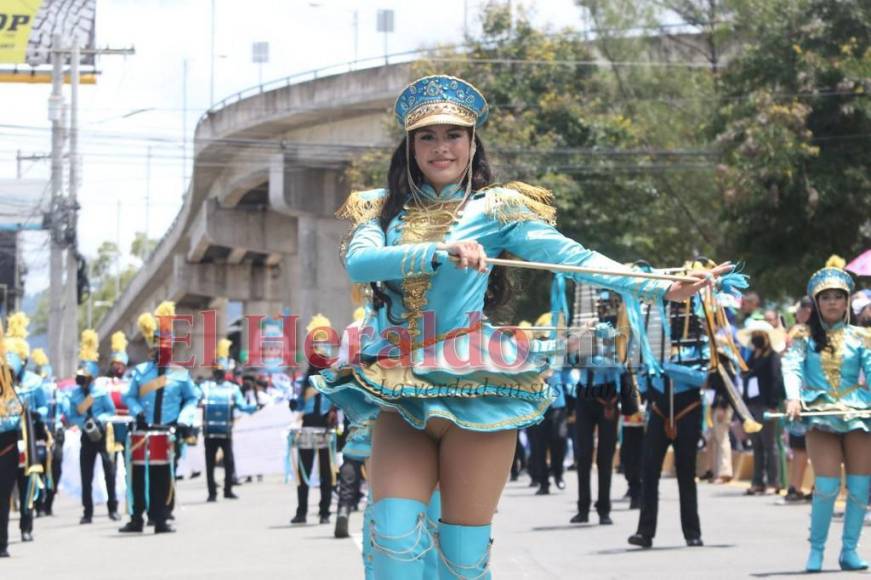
[139,375,168,398]
[0,442,15,457]
[76,395,94,416]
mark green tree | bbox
[714,0,871,298]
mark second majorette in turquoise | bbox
[311,74,736,432]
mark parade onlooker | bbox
[738,320,786,495]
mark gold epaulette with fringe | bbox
[788,324,810,341]
[482,181,556,225]
[336,189,388,226]
[851,325,871,348]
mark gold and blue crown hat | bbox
[394,75,489,132]
[807,255,854,298]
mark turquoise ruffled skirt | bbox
[311,366,555,433]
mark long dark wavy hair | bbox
[370,129,512,324]
[807,289,848,353]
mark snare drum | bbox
[203,402,232,438]
[288,427,335,450]
[129,430,174,466]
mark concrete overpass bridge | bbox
[96,63,413,370]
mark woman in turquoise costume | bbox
[783,256,871,573]
[311,74,729,579]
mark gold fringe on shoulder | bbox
[336,190,387,225]
[483,181,556,225]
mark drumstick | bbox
[764,410,871,420]
[444,254,699,283]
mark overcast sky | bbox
[1,0,583,295]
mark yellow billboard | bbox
[0,0,96,66]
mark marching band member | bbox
[30,349,66,518]
[67,330,120,524]
[290,314,337,525]
[201,339,256,502]
[783,257,871,572]
[118,301,199,534]
[0,319,21,557]
[628,307,709,549]
[311,74,727,578]
[6,313,46,544]
[528,313,569,497]
[102,331,131,468]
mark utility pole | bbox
[46,37,134,377]
[48,33,66,377]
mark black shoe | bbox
[319,514,330,525]
[509,473,518,482]
[224,491,239,500]
[535,486,550,496]
[0,548,8,558]
[20,532,33,542]
[43,507,53,517]
[570,513,589,524]
[79,515,92,525]
[290,514,307,525]
[629,497,641,510]
[154,522,176,534]
[554,478,566,490]
[119,521,144,533]
[166,514,175,522]
[146,519,155,527]
[528,480,538,488]
[335,510,350,538]
[190,471,201,479]
[628,533,652,548]
[108,512,121,522]
[686,537,704,547]
[599,514,614,525]
[207,494,217,503]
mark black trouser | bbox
[130,463,171,526]
[205,436,235,497]
[296,447,333,518]
[510,430,527,479]
[622,426,644,502]
[80,433,118,517]
[0,431,19,550]
[531,407,568,490]
[337,457,365,510]
[636,388,702,540]
[575,394,619,516]
[16,468,32,533]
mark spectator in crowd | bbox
[738,320,786,495]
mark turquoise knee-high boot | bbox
[424,490,442,580]
[371,498,432,579]
[839,474,870,571]
[362,493,374,580]
[806,476,841,573]
[437,521,492,579]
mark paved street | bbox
[3,468,868,579]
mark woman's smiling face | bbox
[412,124,472,193]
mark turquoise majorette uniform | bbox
[312,186,670,433]
[782,260,870,572]
[312,74,675,580]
